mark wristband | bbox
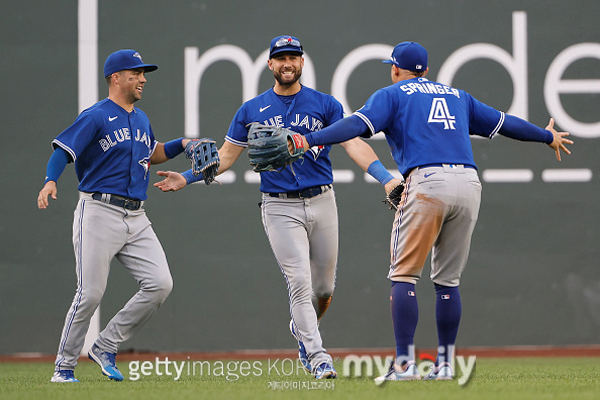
[182,169,203,185]
[367,160,395,185]
[164,138,184,159]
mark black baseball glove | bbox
[247,123,305,172]
[184,138,220,184]
[384,182,405,211]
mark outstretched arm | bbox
[215,140,245,174]
[302,115,370,150]
[150,138,193,165]
[498,116,572,161]
[154,140,245,192]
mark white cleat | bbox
[51,370,79,383]
[423,361,454,380]
[374,360,421,385]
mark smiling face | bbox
[268,52,304,94]
[107,68,148,111]
[117,68,147,103]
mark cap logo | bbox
[133,52,143,62]
[415,64,422,70]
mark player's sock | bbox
[390,281,418,366]
[434,284,461,366]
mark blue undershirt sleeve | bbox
[163,138,185,159]
[305,115,370,147]
[44,147,70,183]
[499,114,553,144]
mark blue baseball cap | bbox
[269,35,304,58]
[383,41,428,71]
[103,49,158,77]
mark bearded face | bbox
[269,53,304,88]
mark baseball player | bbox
[154,35,397,379]
[293,41,572,382]
[38,49,194,383]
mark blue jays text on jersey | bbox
[99,126,153,152]
[226,86,343,193]
[51,98,157,200]
[354,77,504,177]
[261,113,325,132]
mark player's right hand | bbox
[154,171,187,192]
[37,181,57,209]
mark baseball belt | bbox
[92,192,144,210]
[267,184,331,199]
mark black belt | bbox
[92,193,144,210]
[268,185,331,199]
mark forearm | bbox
[45,147,70,183]
[339,138,376,171]
[305,115,369,147]
[499,115,553,144]
[339,137,395,185]
[151,138,189,164]
[181,140,243,185]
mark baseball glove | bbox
[384,182,405,211]
[247,123,305,172]
[184,138,220,184]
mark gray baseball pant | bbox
[261,188,338,370]
[54,192,172,371]
[389,164,482,286]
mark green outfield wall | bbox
[1,0,598,354]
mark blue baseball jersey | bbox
[226,86,343,193]
[52,98,157,200]
[354,77,504,177]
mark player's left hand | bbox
[384,178,404,195]
[287,135,309,154]
[37,181,57,209]
[383,178,405,211]
[154,171,187,192]
[546,118,573,161]
[184,138,220,184]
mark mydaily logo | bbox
[342,347,476,386]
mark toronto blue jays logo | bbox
[307,145,324,160]
[138,156,150,180]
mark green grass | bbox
[1,358,598,400]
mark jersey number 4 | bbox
[428,98,456,130]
